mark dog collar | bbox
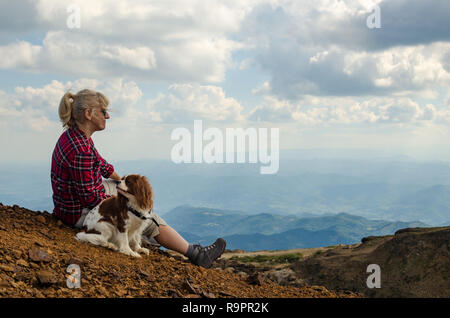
[128,207,159,227]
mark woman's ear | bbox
[84,108,93,121]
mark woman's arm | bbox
[71,151,107,209]
[94,148,118,180]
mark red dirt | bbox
[0,203,360,298]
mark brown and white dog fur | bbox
[75,174,153,258]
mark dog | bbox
[75,174,154,258]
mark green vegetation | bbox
[313,250,324,257]
[231,253,303,264]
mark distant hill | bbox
[164,206,427,251]
[215,227,355,251]
[387,185,450,224]
[3,159,450,226]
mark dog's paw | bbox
[131,251,142,258]
[106,242,119,251]
[137,247,150,255]
[120,248,141,258]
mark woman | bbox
[51,89,225,268]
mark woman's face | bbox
[90,106,110,131]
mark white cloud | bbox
[0,78,143,131]
[239,1,450,99]
[146,83,245,123]
[0,80,246,137]
[248,95,297,123]
[98,45,156,70]
[248,95,445,126]
[0,41,42,69]
[1,0,450,162]
[0,0,254,83]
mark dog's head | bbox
[116,174,153,211]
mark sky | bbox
[1,0,450,165]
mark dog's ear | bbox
[135,175,153,211]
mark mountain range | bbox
[162,206,427,251]
[2,157,450,226]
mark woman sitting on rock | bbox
[50,89,225,268]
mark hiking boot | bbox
[189,238,226,268]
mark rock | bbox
[115,289,127,297]
[28,247,53,263]
[35,290,44,297]
[33,241,45,247]
[67,257,85,267]
[267,268,296,285]
[36,270,58,285]
[0,264,15,272]
[0,280,10,288]
[224,267,235,273]
[218,291,236,297]
[12,250,22,259]
[30,262,40,269]
[247,273,263,286]
[98,286,108,296]
[311,285,327,292]
[35,215,46,224]
[13,265,23,273]
[167,289,182,298]
[201,290,216,298]
[139,269,151,278]
[183,278,215,298]
[237,271,248,280]
[184,278,202,294]
[15,272,33,282]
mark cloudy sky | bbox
[1,0,450,164]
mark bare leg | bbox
[154,225,189,255]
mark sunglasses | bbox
[100,109,109,117]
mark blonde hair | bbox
[58,89,109,129]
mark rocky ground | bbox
[208,225,450,298]
[0,203,360,298]
[207,245,361,289]
[292,226,450,297]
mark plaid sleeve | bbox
[96,150,114,178]
[70,151,106,209]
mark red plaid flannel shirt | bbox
[51,127,114,226]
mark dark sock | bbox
[185,244,196,259]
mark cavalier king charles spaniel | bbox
[75,174,155,258]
